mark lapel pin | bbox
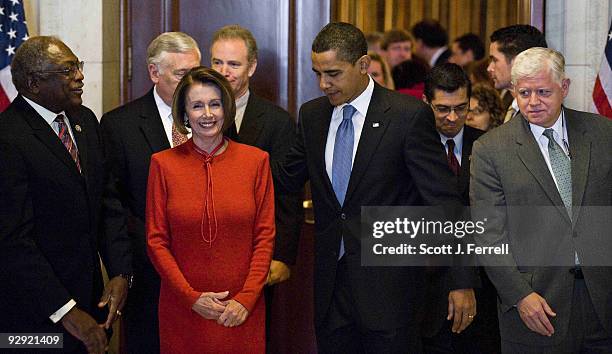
[75,125,82,132]
[372,122,380,128]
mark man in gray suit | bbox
[471,47,612,352]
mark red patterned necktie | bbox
[446,139,460,176]
[55,114,81,173]
[172,123,188,147]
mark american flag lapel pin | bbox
[372,122,380,128]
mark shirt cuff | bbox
[49,299,77,323]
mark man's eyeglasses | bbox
[31,61,85,78]
[430,102,470,116]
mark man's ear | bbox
[358,55,371,74]
[561,78,571,98]
[247,59,257,78]
[422,94,428,104]
[148,63,160,85]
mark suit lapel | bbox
[344,85,392,204]
[514,115,571,223]
[565,108,591,223]
[139,89,171,153]
[311,99,336,206]
[16,96,83,180]
[238,94,264,145]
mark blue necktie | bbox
[332,104,356,259]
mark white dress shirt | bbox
[325,77,374,180]
[439,127,464,165]
[529,110,570,190]
[234,89,250,133]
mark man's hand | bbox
[267,260,291,285]
[192,291,228,320]
[517,292,556,336]
[60,307,108,354]
[447,288,477,333]
[97,276,128,329]
[218,299,248,327]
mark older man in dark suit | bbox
[100,32,200,354]
[471,47,612,353]
[0,36,131,354]
[274,22,479,353]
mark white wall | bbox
[24,0,119,119]
[546,0,612,112]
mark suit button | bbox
[572,231,578,238]
[340,213,346,220]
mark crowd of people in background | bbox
[1,13,611,354]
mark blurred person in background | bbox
[465,58,495,87]
[411,19,450,67]
[467,83,504,132]
[367,51,395,89]
[392,58,429,98]
[365,31,384,56]
[449,33,485,68]
[381,29,413,69]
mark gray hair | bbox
[146,32,201,68]
[11,36,69,92]
[511,47,565,86]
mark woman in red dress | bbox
[146,67,275,353]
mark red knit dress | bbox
[146,139,275,354]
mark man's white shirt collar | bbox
[23,95,67,127]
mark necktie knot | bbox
[343,104,356,121]
[543,128,555,140]
[54,114,81,173]
[447,139,455,150]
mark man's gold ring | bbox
[116,310,122,316]
[467,314,474,318]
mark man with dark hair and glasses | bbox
[0,36,132,354]
[99,32,200,354]
[422,62,501,354]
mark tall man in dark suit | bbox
[100,32,200,354]
[411,19,451,68]
[421,63,500,354]
[486,25,547,121]
[0,36,132,354]
[274,22,479,353]
[209,25,303,347]
[471,47,612,353]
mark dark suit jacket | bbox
[470,108,612,346]
[0,95,131,351]
[422,125,485,337]
[434,48,452,67]
[226,93,302,264]
[100,89,169,324]
[275,83,479,330]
